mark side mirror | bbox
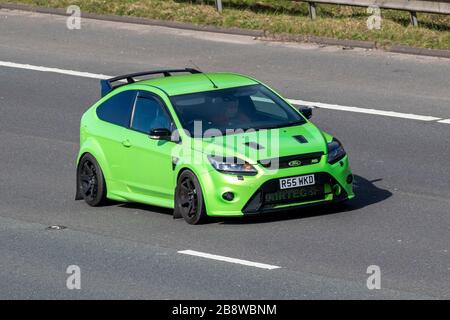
[298,106,313,119]
[149,128,172,141]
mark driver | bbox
[222,95,250,127]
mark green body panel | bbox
[190,122,327,162]
[77,73,354,216]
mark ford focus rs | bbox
[76,69,354,224]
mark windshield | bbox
[170,85,305,137]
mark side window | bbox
[131,94,171,134]
[251,92,289,120]
[96,90,136,127]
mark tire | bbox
[77,154,107,207]
[174,170,208,225]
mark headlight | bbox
[327,138,346,164]
[207,156,257,175]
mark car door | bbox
[123,91,177,205]
[94,90,137,190]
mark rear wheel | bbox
[77,154,107,206]
[174,170,207,225]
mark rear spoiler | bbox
[100,68,202,97]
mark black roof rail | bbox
[100,68,202,97]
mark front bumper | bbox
[242,171,349,215]
[198,155,354,217]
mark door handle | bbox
[121,139,131,148]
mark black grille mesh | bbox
[258,152,323,169]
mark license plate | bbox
[279,174,315,190]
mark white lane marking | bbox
[288,99,442,122]
[0,60,445,123]
[178,250,281,270]
[0,61,110,80]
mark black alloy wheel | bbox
[175,170,207,225]
[77,154,107,206]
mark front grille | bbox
[264,185,325,206]
[258,152,323,170]
[242,172,346,214]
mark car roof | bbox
[134,72,259,96]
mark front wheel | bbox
[77,154,107,206]
[174,170,207,225]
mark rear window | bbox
[96,90,136,127]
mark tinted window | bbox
[251,91,289,120]
[170,85,305,136]
[131,95,171,134]
[96,90,136,127]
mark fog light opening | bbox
[222,192,235,201]
[333,184,342,196]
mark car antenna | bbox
[190,60,218,89]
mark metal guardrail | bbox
[215,0,223,12]
[213,0,450,26]
[299,0,450,26]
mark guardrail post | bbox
[308,2,317,20]
[410,11,418,27]
[215,0,223,13]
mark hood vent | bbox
[244,142,264,150]
[293,135,308,144]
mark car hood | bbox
[191,123,327,164]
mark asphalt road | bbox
[0,9,449,299]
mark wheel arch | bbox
[173,165,210,218]
[76,138,110,200]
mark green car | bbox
[76,69,354,224]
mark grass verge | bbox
[2,0,450,50]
